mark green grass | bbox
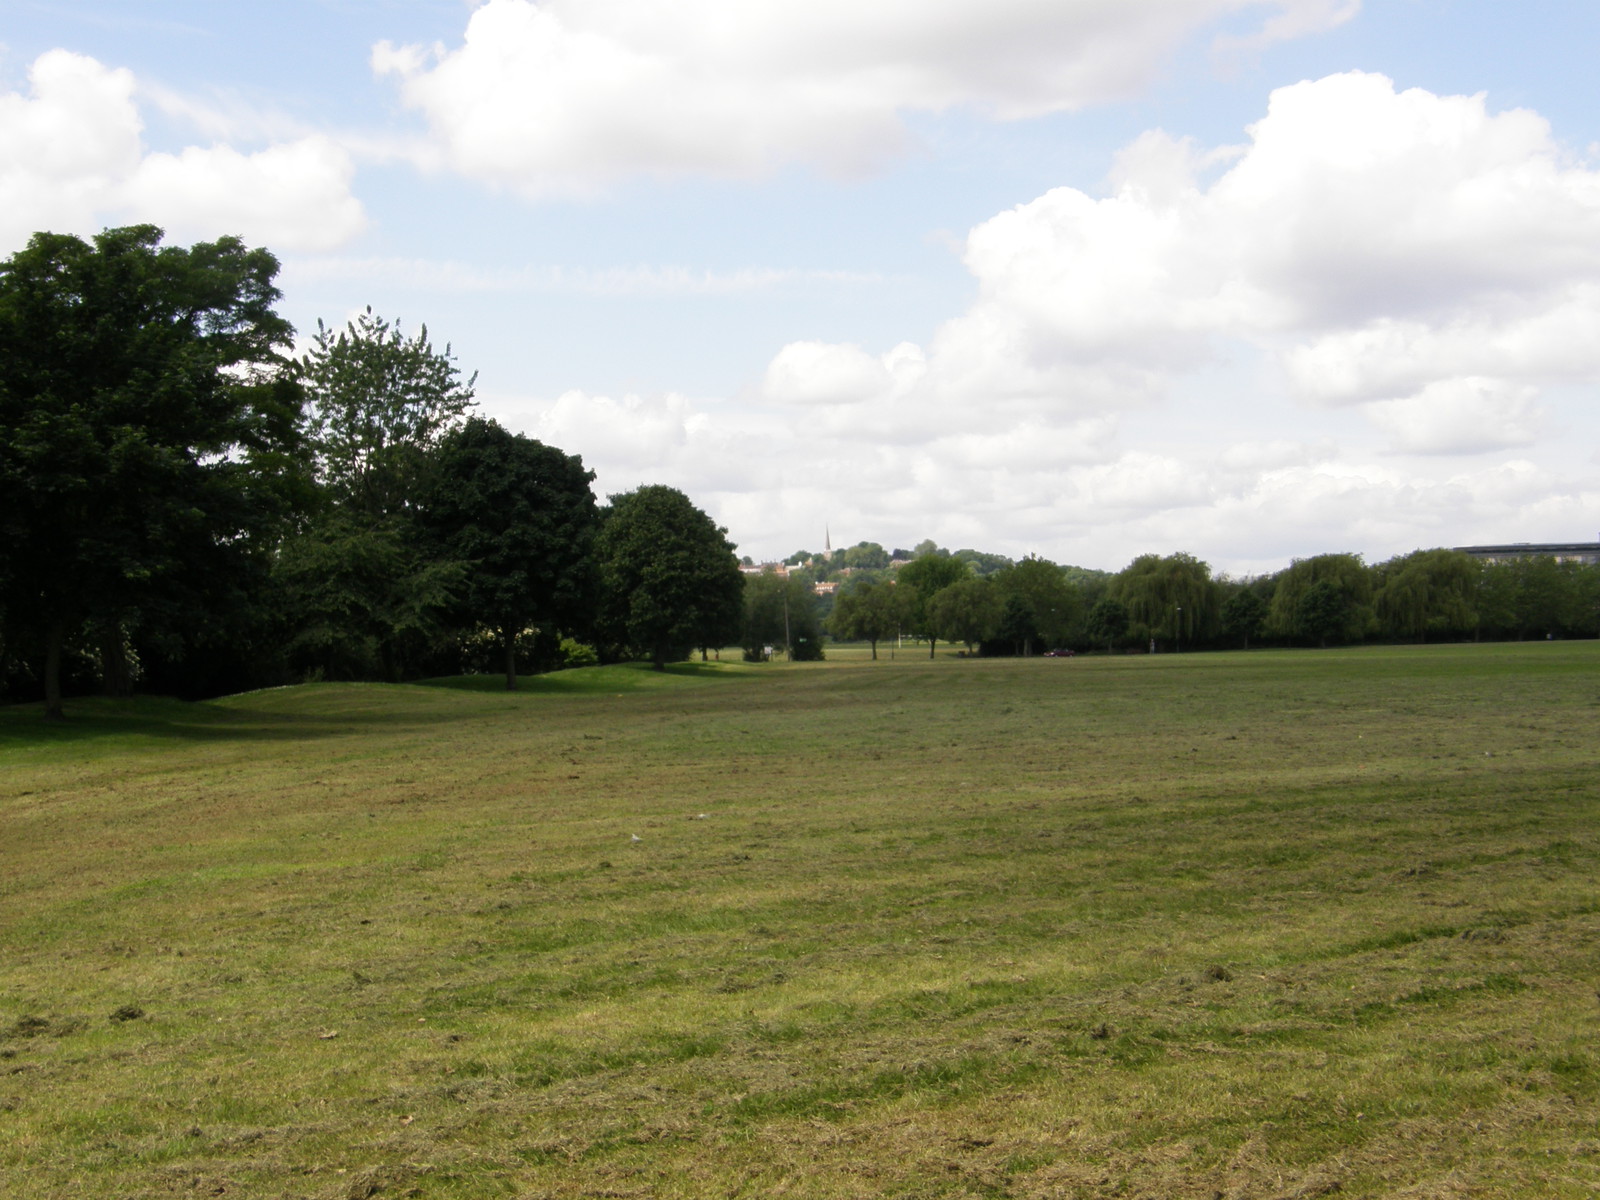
[3,642,1600,1197]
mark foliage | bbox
[992,556,1081,651]
[297,306,476,522]
[829,579,911,659]
[1374,548,1478,642]
[1111,552,1218,649]
[595,485,744,668]
[422,417,598,689]
[926,578,1001,651]
[0,225,302,716]
[1268,553,1372,645]
[1220,587,1267,649]
[1085,597,1130,651]
[742,571,824,661]
[951,548,1015,577]
[896,554,973,657]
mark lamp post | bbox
[1175,605,1182,654]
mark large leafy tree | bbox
[1112,552,1219,650]
[595,485,744,669]
[0,225,301,717]
[1374,548,1478,642]
[422,417,599,689]
[279,308,478,681]
[927,577,1002,653]
[1267,553,1372,645]
[896,554,972,657]
[992,555,1082,652]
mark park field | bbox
[2,643,1599,1198]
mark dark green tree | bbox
[0,225,302,717]
[278,307,478,681]
[1296,580,1352,648]
[422,417,599,689]
[992,556,1082,652]
[1220,587,1267,649]
[1085,598,1129,652]
[993,594,1041,657]
[595,486,744,669]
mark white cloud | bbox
[827,71,1600,456]
[0,50,365,254]
[1364,378,1542,456]
[487,70,1600,568]
[374,0,1357,194]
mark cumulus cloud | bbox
[0,50,365,254]
[838,71,1600,455]
[496,71,1600,567]
[373,0,1356,194]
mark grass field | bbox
[2,643,1598,1198]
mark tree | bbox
[1112,552,1219,650]
[742,571,823,661]
[0,225,301,718]
[992,556,1082,652]
[1296,581,1350,648]
[279,307,479,681]
[830,579,910,659]
[896,554,972,657]
[993,594,1041,657]
[1220,588,1267,650]
[298,307,476,522]
[927,578,1001,652]
[1267,553,1372,646]
[1374,549,1477,643]
[1085,598,1129,652]
[594,486,744,669]
[422,418,599,689]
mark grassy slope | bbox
[1,646,1598,1198]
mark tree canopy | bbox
[595,486,744,669]
[422,417,599,689]
[0,225,300,717]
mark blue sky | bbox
[4,1,1598,572]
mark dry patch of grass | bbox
[2,645,1599,1197]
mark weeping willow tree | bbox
[1374,548,1478,643]
[1110,552,1219,649]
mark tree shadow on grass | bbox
[0,661,747,751]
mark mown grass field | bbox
[2,643,1599,1198]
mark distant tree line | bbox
[817,543,1600,657]
[0,227,743,716]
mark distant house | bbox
[813,581,839,596]
[1454,542,1600,566]
[739,562,790,577]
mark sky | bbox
[3,0,1599,575]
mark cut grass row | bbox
[2,643,1599,1197]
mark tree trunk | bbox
[869,638,877,660]
[43,619,65,720]
[503,628,518,691]
[927,636,936,659]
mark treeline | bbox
[801,545,1600,658]
[0,227,745,716]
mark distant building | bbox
[1453,541,1600,566]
